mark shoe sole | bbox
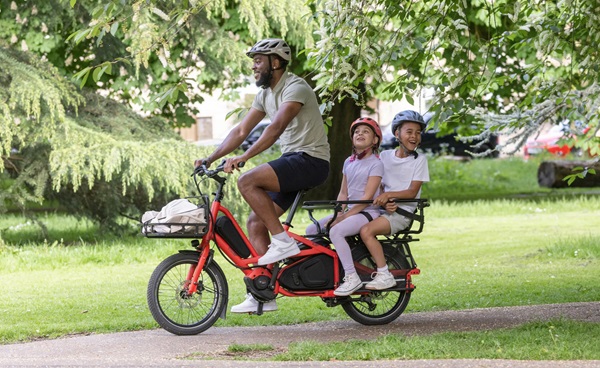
[257,248,300,265]
[364,280,397,290]
[230,308,278,314]
[334,283,363,296]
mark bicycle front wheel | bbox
[342,244,412,325]
[147,252,228,335]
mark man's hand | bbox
[223,156,246,173]
[194,158,211,168]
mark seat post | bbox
[281,190,306,227]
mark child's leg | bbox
[359,216,392,269]
[329,214,371,274]
[305,214,333,235]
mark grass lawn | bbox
[0,156,599,360]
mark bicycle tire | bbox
[342,244,412,325]
[147,252,228,335]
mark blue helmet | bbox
[391,110,426,134]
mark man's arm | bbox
[198,108,266,167]
[242,101,302,161]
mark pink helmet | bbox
[349,117,383,149]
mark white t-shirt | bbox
[252,72,330,162]
[379,150,429,213]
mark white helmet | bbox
[246,38,292,61]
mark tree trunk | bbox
[305,98,361,201]
[537,160,600,188]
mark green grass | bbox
[424,156,600,200]
[277,320,600,361]
[1,157,599,360]
[1,196,598,345]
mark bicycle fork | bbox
[184,239,213,294]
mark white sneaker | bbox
[365,271,396,290]
[257,237,300,265]
[230,293,277,313]
[334,272,363,296]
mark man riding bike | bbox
[195,38,330,313]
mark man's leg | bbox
[246,207,284,256]
[238,163,302,265]
[230,164,289,314]
[238,163,284,228]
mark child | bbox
[306,117,384,296]
[359,110,430,290]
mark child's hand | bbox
[373,192,393,206]
[384,201,398,213]
[328,213,344,228]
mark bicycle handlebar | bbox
[192,160,245,177]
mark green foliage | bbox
[0,46,252,231]
[308,0,600,154]
[563,158,599,186]
[59,0,315,125]
[0,46,82,162]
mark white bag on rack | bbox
[141,199,206,234]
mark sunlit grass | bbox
[1,196,598,344]
[277,320,600,361]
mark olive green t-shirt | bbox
[252,72,330,162]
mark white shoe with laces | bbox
[333,272,363,296]
[257,237,300,265]
[365,271,396,290]
[230,293,277,313]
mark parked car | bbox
[523,123,591,159]
[240,120,273,151]
[380,114,499,158]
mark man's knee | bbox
[238,170,256,193]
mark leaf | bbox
[110,22,119,36]
[225,107,248,121]
[73,67,92,88]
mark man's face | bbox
[252,54,271,88]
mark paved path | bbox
[0,302,598,367]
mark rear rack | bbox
[302,198,429,236]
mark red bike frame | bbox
[186,191,343,298]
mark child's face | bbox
[352,125,378,151]
[396,122,422,151]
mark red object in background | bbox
[524,125,591,159]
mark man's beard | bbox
[255,70,271,88]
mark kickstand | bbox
[256,302,264,316]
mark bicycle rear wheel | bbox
[147,251,228,335]
[342,244,412,325]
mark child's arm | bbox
[336,175,349,212]
[373,180,423,208]
[331,175,382,227]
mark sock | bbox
[377,266,389,274]
[272,232,293,243]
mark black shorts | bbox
[267,152,329,211]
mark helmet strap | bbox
[398,141,419,159]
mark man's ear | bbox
[272,57,280,70]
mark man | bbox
[195,38,330,313]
